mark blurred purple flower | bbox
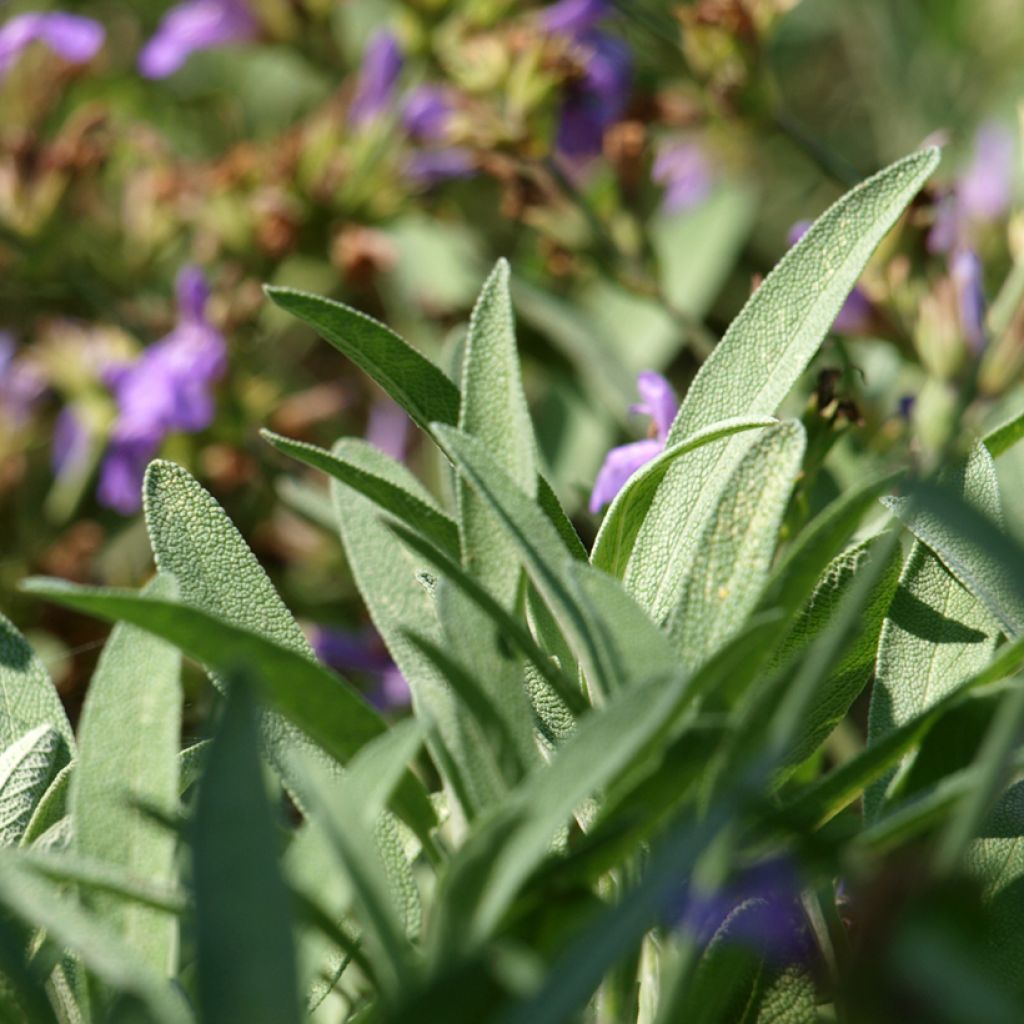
[52,407,90,476]
[951,247,987,353]
[98,266,226,514]
[590,370,678,513]
[675,859,808,962]
[350,30,403,126]
[928,122,1015,253]
[366,398,411,461]
[0,333,45,425]
[138,0,256,80]
[541,0,610,35]
[405,147,476,187]
[789,220,873,334]
[0,12,105,77]
[556,32,631,159]
[403,85,454,141]
[653,140,713,213]
[312,626,411,712]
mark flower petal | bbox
[589,438,662,513]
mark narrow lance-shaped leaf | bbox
[669,421,806,669]
[194,679,301,1024]
[21,578,434,841]
[590,416,777,578]
[71,574,182,977]
[868,444,1004,818]
[0,725,61,847]
[626,148,940,623]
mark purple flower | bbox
[950,247,987,353]
[138,0,256,80]
[0,12,105,77]
[652,140,713,214]
[556,32,631,159]
[541,0,610,35]
[0,333,45,425]
[405,147,476,187]
[312,626,411,712]
[789,220,873,334]
[402,85,454,142]
[98,266,226,514]
[365,398,410,462]
[928,122,1015,253]
[350,30,403,126]
[590,371,678,513]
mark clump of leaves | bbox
[6,145,1024,1023]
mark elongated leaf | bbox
[625,148,939,622]
[263,428,459,558]
[0,850,190,1023]
[458,258,537,603]
[591,416,777,577]
[886,446,1024,637]
[0,725,60,847]
[669,421,806,668]
[142,460,354,810]
[984,409,1024,458]
[435,423,618,700]
[71,574,181,976]
[868,446,1005,817]
[21,579,434,840]
[21,760,72,848]
[194,680,300,1024]
[0,612,74,762]
[772,536,900,778]
[264,285,461,434]
[329,438,504,820]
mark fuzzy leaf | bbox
[590,416,777,578]
[669,421,806,668]
[263,429,460,558]
[0,725,61,847]
[625,148,939,623]
[194,679,300,1024]
[71,574,181,976]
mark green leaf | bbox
[262,428,460,558]
[328,438,504,820]
[625,147,940,623]
[435,423,621,700]
[20,760,73,848]
[264,285,460,435]
[21,579,434,841]
[771,535,901,779]
[0,612,74,763]
[0,725,61,847]
[194,679,300,1024]
[886,445,1024,637]
[590,416,777,578]
[70,574,182,976]
[0,850,190,1023]
[458,258,538,605]
[869,446,1005,817]
[984,409,1024,458]
[669,421,806,668]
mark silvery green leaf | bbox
[264,285,461,435]
[21,760,73,849]
[21,578,434,841]
[0,612,74,763]
[0,850,190,1024]
[194,680,300,1024]
[884,444,1024,637]
[0,725,60,847]
[984,408,1024,458]
[329,437,503,820]
[457,259,538,608]
[262,429,460,559]
[868,445,1004,818]
[590,416,777,579]
[70,574,181,976]
[669,421,806,669]
[625,148,940,624]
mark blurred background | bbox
[2,0,1024,734]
